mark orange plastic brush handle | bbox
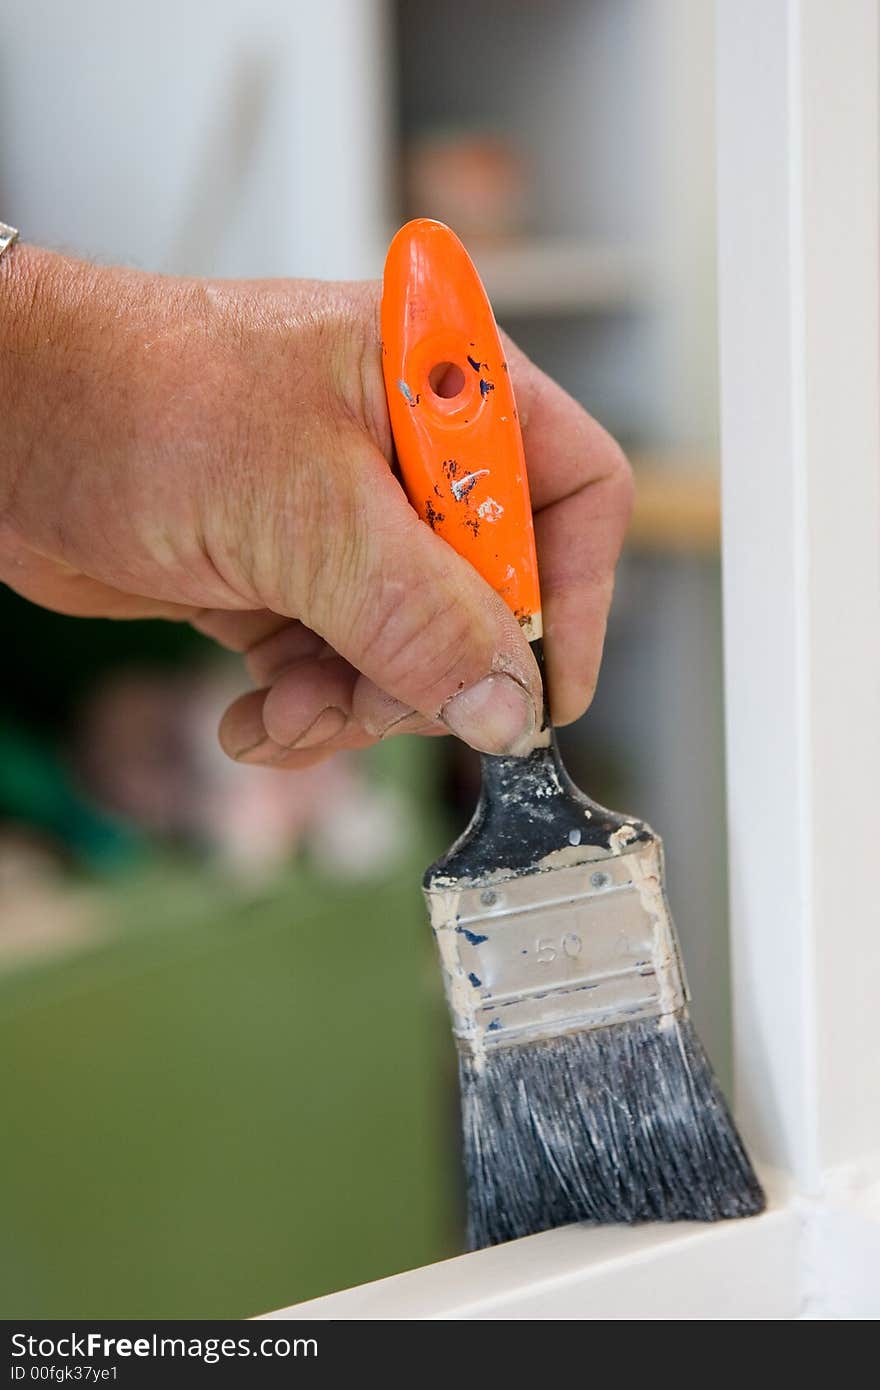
[381,219,542,640]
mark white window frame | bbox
[265,0,880,1319]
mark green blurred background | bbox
[0,849,458,1317]
[0,595,461,1316]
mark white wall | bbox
[0,0,391,278]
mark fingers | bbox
[245,622,330,685]
[293,429,544,756]
[503,333,630,510]
[218,677,377,769]
[504,336,634,725]
[533,473,630,725]
[262,655,357,750]
[194,610,331,681]
[350,673,447,739]
[220,656,357,760]
[191,608,290,654]
[218,647,447,767]
[203,610,446,761]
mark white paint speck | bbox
[451,469,490,501]
[477,497,504,522]
[609,823,638,854]
[568,828,582,846]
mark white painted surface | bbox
[717,0,880,1184]
[0,0,391,279]
[263,1163,880,1319]
[264,1173,801,1321]
[805,1167,880,1319]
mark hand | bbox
[0,246,633,769]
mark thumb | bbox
[299,437,543,756]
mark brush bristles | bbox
[459,1013,765,1249]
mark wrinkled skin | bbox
[0,246,633,768]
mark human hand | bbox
[0,246,633,769]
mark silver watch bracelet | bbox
[0,222,20,260]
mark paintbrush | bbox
[381,218,765,1248]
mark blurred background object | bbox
[404,129,528,242]
[0,0,725,1316]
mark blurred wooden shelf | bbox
[471,240,652,317]
[628,455,720,555]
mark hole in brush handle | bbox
[428,360,467,398]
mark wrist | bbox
[0,240,110,454]
[0,246,153,567]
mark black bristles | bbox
[460,1013,766,1249]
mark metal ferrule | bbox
[426,833,689,1057]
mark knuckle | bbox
[292,281,388,454]
[354,565,479,709]
[335,284,391,458]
